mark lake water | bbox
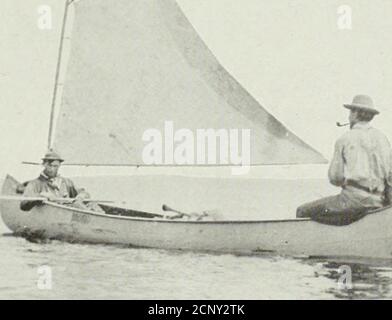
[1,175,392,299]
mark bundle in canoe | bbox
[2,175,392,259]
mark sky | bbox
[1,0,392,181]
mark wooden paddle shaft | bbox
[0,195,114,203]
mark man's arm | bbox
[328,138,345,187]
[20,181,43,211]
[383,146,392,206]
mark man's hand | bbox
[384,184,392,206]
[75,191,91,202]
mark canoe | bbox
[1,174,392,259]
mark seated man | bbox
[20,150,95,211]
[297,95,392,223]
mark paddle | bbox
[0,195,114,204]
[162,204,223,221]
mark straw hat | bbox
[343,95,379,115]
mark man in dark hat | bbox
[20,150,91,211]
[296,95,392,224]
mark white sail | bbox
[53,0,326,165]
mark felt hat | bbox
[343,94,379,115]
[42,150,64,163]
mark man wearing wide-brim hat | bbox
[20,150,92,211]
[297,95,392,225]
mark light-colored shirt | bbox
[328,121,392,207]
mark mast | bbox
[47,0,73,150]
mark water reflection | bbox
[2,232,392,299]
[305,258,392,299]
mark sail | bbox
[53,0,326,165]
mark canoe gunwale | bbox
[44,202,316,224]
[4,196,313,225]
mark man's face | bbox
[349,109,359,127]
[43,160,61,178]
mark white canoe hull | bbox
[2,175,392,259]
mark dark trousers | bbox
[296,193,379,225]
